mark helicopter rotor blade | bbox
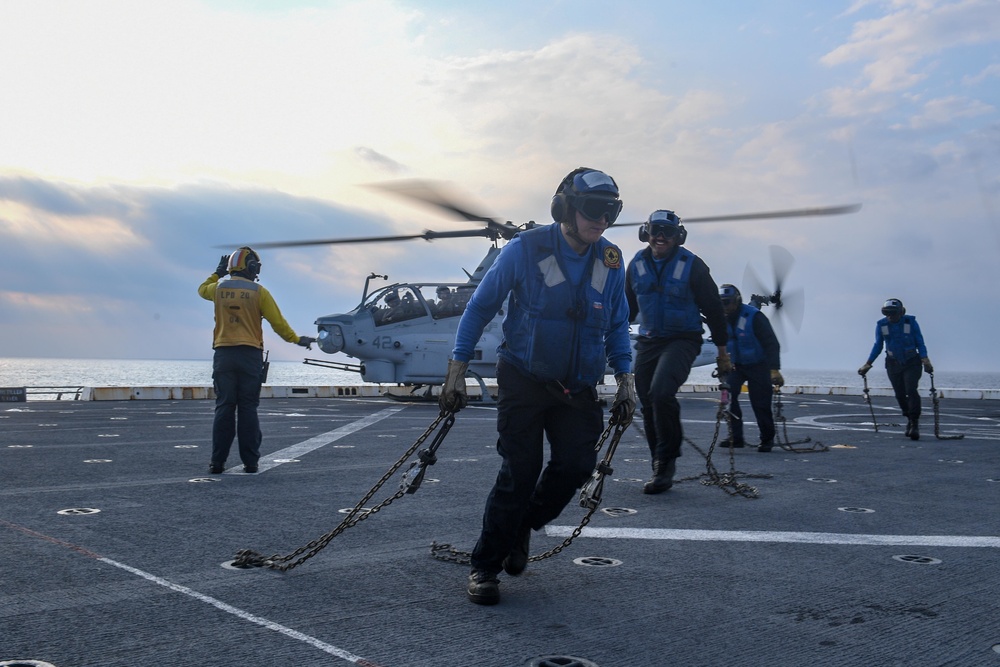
[217,227,494,250]
[780,287,805,333]
[366,179,519,239]
[769,244,795,298]
[742,262,769,302]
[613,202,862,228]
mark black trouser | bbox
[211,345,264,467]
[886,356,923,420]
[471,360,603,574]
[633,337,701,463]
[726,363,775,444]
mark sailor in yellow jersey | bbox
[198,246,314,474]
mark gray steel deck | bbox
[2,391,998,667]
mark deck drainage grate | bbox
[0,661,58,667]
[838,507,875,513]
[56,508,100,516]
[572,556,622,568]
[527,656,600,667]
[188,477,220,483]
[807,478,837,483]
[893,555,942,565]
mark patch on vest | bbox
[603,246,621,269]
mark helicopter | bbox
[238,180,860,391]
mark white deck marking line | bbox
[100,557,384,666]
[229,407,408,474]
[545,526,1000,548]
[0,519,382,666]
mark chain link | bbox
[233,410,456,571]
[679,383,770,498]
[430,415,632,566]
[772,387,827,453]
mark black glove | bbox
[439,359,469,413]
[858,362,872,376]
[215,254,230,278]
[610,372,636,424]
[297,336,316,350]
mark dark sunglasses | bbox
[571,195,623,224]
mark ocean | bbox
[2,356,999,392]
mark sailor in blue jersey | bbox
[719,284,783,452]
[626,210,731,494]
[858,298,933,440]
[439,168,636,606]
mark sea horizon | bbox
[2,356,999,392]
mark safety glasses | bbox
[571,195,623,224]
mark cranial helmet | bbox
[881,298,905,318]
[719,284,742,305]
[227,246,261,279]
[386,291,401,304]
[550,167,623,225]
[437,285,451,296]
[639,209,687,245]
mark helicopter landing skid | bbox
[383,372,496,405]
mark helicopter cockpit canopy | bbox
[366,283,475,326]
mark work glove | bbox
[716,351,733,376]
[858,362,872,376]
[770,369,784,387]
[922,357,934,373]
[215,254,230,278]
[297,336,316,350]
[439,359,469,413]
[610,372,637,425]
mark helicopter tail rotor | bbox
[742,245,805,346]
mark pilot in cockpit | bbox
[433,286,460,319]
[378,289,421,325]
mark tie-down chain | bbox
[430,412,634,566]
[232,409,456,572]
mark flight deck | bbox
[2,391,998,667]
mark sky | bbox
[1,0,998,373]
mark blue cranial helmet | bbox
[719,284,742,305]
[551,167,623,224]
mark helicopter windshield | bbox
[370,286,426,326]
[366,283,478,326]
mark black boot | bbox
[643,458,676,494]
[909,417,920,441]
[467,569,500,605]
[904,417,913,438]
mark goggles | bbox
[648,222,681,239]
[570,195,623,224]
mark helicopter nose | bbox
[316,325,344,354]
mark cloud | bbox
[822,0,1000,93]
